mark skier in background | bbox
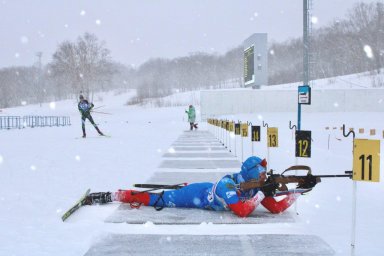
[78,95,104,138]
[185,105,198,130]
[84,156,301,217]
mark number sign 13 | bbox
[267,127,278,147]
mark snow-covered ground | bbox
[0,74,384,255]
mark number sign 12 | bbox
[295,130,311,158]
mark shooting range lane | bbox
[97,130,334,255]
[107,130,271,224]
[171,146,226,151]
[161,130,240,168]
[162,152,234,158]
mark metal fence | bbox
[0,116,71,129]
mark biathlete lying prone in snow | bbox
[84,156,304,217]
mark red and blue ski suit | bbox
[116,176,264,217]
[115,157,298,217]
[115,157,272,217]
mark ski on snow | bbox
[75,135,111,139]
[61,188,91,221]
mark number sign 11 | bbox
[353,139,380,182]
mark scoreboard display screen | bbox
[244,45,254,85]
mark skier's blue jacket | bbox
[78,100,94,117]
[115,157,302,216]
[147,172,261,211]
[140,156,268,217]
[115,156,269,217]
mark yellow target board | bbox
[353,139,380,182]
[229,121,234,132]
[241,123,248,137]
[267,127,278,147]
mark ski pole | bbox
[92,105,106,110]
[91,110,112,115]
[133,183,187,189]
[124,183,187,195]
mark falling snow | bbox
[364,45,373,59]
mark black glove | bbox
[297,174,318,189]
[261,182,279,197]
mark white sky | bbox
[0,0,378,68]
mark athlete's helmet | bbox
[79,95,84,100]
[240,156,267,181]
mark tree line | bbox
[0,2,382,108]
[269,1,383,85]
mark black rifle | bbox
[131,166,352,197]
[240,165,352,196]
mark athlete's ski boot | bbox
[84,192,112,205]
[115,190,150,208]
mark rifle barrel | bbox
[275,174,352,179]
[316,174,352,178]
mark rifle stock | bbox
[239,180,265,191]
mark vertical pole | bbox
[227,122,231,152]
[234,134,237,157]
[342,124,356,256]
[294,156,299,214]
[298,103,302,131]
[222,125,224,145]
[223,125,225,147]
[216,123,219,139]
[241,137,244,162]
[300,0,310,131]
[351,181,357,256]
[251,141,254,156]
[303,0,309,86]
[226,126,228,148]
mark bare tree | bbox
[49,33,116,98]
